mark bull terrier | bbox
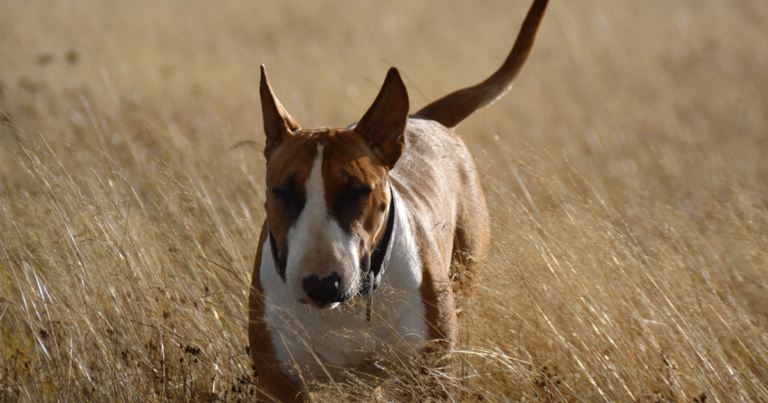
[249,0,549,400]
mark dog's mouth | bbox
[300,297,347,310]
[297,272,380,322]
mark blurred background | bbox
[2,0,767,210]
[1,0,767,401]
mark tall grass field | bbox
[1,1,767,401]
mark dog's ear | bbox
[260,65,300,160]
[355,67,409,169]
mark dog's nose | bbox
[302,273,342,305]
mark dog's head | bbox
[259,65,408,309]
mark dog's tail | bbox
[414,0,549,129]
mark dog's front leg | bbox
[414,239,459,399]
[249,224,304,402]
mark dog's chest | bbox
[259,207,428,381]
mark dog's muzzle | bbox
[267,184,398,320]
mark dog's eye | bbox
[272,184,304,215]
[342,184,371,206]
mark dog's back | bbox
[391,117,490,329]
[390,0,549,327]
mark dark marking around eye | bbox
[272,177,305,217]
[335,177,372,215]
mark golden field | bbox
[1,0,767,401]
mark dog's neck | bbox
[362,182,397,293]
[361,183,397,319]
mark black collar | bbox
[267,224,287,282]
[360,185,397,296]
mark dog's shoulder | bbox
[392,117,477,212]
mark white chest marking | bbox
[259,146,427,384]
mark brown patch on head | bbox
[321,130,392,270]
[263,130,320,273]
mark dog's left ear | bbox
[260,64,301,161]
[355,67,409,169]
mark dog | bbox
[248,1,549,400]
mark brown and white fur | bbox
[248,1,549,401]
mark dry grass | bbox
[2,0,768,401]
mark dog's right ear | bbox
[260,65,300,160]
